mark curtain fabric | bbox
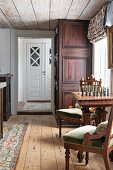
[87,5,107,43]
[106,1,113,27]
[93,38,111,89]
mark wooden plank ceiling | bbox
[0,0,112,30]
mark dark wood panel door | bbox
[63,57,86,83]
[62,21,89,48]
[55,19,92,109]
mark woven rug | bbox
[0,122,28,170]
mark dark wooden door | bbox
[55,19,92,109]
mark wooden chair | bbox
[57,107,83,138]
[57,75,102,138]
[80,74,102,96]
[63,105,113,170]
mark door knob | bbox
[42,71,45,75]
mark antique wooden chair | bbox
[57,75,102,138]
[57,107,83,138]
[63,105,113,170]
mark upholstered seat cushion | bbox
[57,108,83,119]
[57,108,96,120]
[95,121,108,134]
[63,125,106,148]
[63,125,96,144]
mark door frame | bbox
[18,37,54,113]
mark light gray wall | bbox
[10,30,18,114]
[0,29,55,115]
[0,29,18,114]
[0,29,11,73]
[18,38,24,102]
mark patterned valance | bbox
[87,5,107,43]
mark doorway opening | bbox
[17,38,54,113]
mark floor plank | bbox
[41,115,57,170]
[6,115,113,170]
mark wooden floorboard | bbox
[6,115,113,170]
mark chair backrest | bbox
[80,75,102,96]
[104,105,113,151]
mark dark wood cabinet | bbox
[0,88,3,139]
[0,74,12,121]
[54,19,92,110]
[0,82,6,139]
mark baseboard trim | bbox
[17,111,53,115]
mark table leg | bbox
[96,107,108,124]
[109,151,113,162]
[101,108,108,122]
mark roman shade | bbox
[87,5,107,43]
[106,1,113,27]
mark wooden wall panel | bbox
[63,57,86,83]
[62,48,91,57]
[62,91,74,108]
[62,21,89,48]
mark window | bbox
[93,37,111,92]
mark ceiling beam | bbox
[13,0,38,29]
[67,0,90,19]
[31,0,50,30]
[79,0,107,19]
[0,9,14,28]
[50,0,73,30]
[0,0,25,29]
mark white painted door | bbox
[26,42,51,101]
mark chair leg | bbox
[59,118,62,138]
[77,151,84,163]
[109,150,113,162]
[103,152,111,170]
[85,152,89,165]
[56,115,59,127]
[65,148,70,170]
